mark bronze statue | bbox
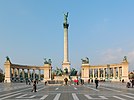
[55,67,63,76]
[123,56,127,62]
[64,68,68,74]
[64,12,68,23]
[44,58,52,65]
[70,68,77,76]
[6,56,10,61]
[81,57,89,64]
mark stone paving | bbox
[0,82,133,100]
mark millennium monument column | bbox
[62,12,71,72]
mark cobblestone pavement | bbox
[0,82,133,100]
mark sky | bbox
[0,0,134,72]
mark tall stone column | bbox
[33,69,35,80]
[118,67,120,79]
[28,69,30,79]
[92,69,94,79]
[113,67,116,79]
[98,68,100,78]
[38,69,41,81]
[17,68,20,78]
[62,12,70,72]
[22,69,25,79]
[12,68,15,77]
[103,68,105,79]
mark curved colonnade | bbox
[81,58,129,82]
[4,60,52,83]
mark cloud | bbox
[100,48,123,63]
[95,48,134,71]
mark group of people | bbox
[126,79,134,88]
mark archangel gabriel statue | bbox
[64,12,68,24]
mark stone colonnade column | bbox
[98,68,100,78]
[92,69,94,79]
[22,69,25,79]
[33,69,35,80]
[118,67,120,80]
[28,69,30,79]
[16,68,20,78]
[38,69,41,81]
[113,67,116,79]
[103,68,105,79]
[13,68,15,77]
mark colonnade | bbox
[11,68,41,81]
[87,66,122,80]
[81,57,129,82]
[4,59,52,83]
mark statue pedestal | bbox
[54,74,70,81]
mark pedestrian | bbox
[88,79,90,84]
[80,79,83,85]
[91,79,93,83]
[95,78,99,89]
[45,81,47,86]
[76,79,79,85]
[31,80,37,92]
[64,78,68,85]
[126,81,131,88]
[131,79,134,88]
[28,79,31,85]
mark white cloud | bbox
[95,48,134,71]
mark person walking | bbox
[95,78,99,89]
[31,80,37,92]
[88,79,90,84]
[131,79,134,88]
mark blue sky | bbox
[0,0,134,72]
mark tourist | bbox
[131,79,134,88]
[95,78,99,89]
[64,78,68,85]
[88,79,90,84]
[126,81,131,88]
[31,80,37,92]
[26,79,28,85]
[76,79,79,85]
[45,81,47,86]
[80,79,83,85]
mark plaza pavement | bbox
[0,82,133,100]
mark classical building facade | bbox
[4,57,52,83]
[81,56,129,82]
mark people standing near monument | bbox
[95,78,99,89]
[131,79,134,88]
[64,78,68,85]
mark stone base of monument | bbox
[51,74,70,85]
[54,74,70,81]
